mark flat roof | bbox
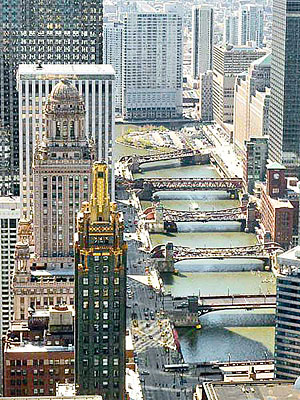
[6,343,74,353]
[278,246,300,267]
[204,380,296,400]
[18,64,115,79]
[31,269,74,277]
[0,396,102,400]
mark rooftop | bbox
[266,161,286,170]
[203,380,296,400]
[6,343,74,353]
[252,52,271,67]
[17,64,115,78]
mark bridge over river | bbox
[120,149,211,173]
[117,176,243,200]
[163,293,276,326]
[151,242,282,272]
[143,204,248,232]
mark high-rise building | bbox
[13,81,95,321]
[212,45,266,124]
[0,0,103,194]
[269,0,300,172]
[0,128,18,196]
[233,53,271,152]
[33,80,95,260]
[17,64,115,218]
[75,162,126,399]
[238,4,264,48]
[198,71,213,121]
[275,246,300,379]
[123,2,183,120]
[224,12,239,46]
[191,5,214,79]
[103,22,123,114]
[0,196,20,394]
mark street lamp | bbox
[228,352,231,365]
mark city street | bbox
[117,188,201,399]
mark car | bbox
[151,315,155,320]
[140,378,145,383]
[149,335,153,339]
[145,316,149,321]
[128,294,133,299]
[146,322,150,328]
[141,370,150,375]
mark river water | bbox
[115,123,275,363]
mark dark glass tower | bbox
[269,0,300,171]
[0,0,103,194]
[75,163,126,400]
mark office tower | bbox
[123,3,183,120]
[198,71,213,121]
[191,5,214,79]
[0,128,18,196]
[244,137,268,194]
[275,247,300,379]
[212,45,266,124]
[269,0,300,171]
[33,80,95,260]
[234,53,271,152]
[0,196,20,394]
[104,22,123,114]
[75,162,126,399]
[238,4,264,48]
[0,0,103,195]
[17,64,115,218]
[224,12,239,46]
[13,81,95,321]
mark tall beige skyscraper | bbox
[33,80,95,260]
[13,80,95,320]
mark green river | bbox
[115,123,275,363]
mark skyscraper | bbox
[275,247,300,379]
[17,64,115,218]
[224,11,239,46]
[212,45,266,124]
[123,2,183,120]
[191,5,214,79]
[103,22,123,114]
[75,162,126,399]
[0,0,103,194]
[269,0,300,172]
[33,80,95,260]
[13,80,95,321]
[238,4,264,48]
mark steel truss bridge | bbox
[119,149,206,166]
[118,177,244,200]
[151,242,282,262]
[162,206,246,223]
[197,294,276,316]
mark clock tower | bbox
[266,161,286,199]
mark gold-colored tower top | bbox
[90,162,110,222]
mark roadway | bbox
[117,189,201,400]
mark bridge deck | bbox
[199,294,276,309]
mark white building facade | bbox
[123,5,183,120]
[191,5,214,79]
[224,12,239,45]
[238,5,264,48]
[17,64,115,218]
[103,21,123,114]
[0,197,20,337]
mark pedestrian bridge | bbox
[119,149,210,173]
